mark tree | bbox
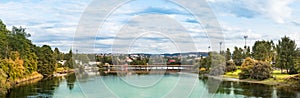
[53,47,63,61]
[251,61,272,80]
[239,57,256,79]
[225,60,236,72]
[8,26,38,74]
[276,36,297,74]
[0,51,26,80]
[36,45,57,76]
[0,69,10,94]
[64,50,76,68]
[196,56,210,71]
[232,47,243,66]
[245,46,251,58]
[225,48,231,61]
[252,40,274,63]
[295,48,300,73]
[239,57,272,80]
[209,52,226,76]
[0,20,9,59]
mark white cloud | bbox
[1,0,299,53]
[266,0,294,23]
[208,0,294,23]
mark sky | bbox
[0,0,300,54]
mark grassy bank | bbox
[0,68,75,95]
[222,69,299,87]
[13,72,43,85]
[0,71,43,95]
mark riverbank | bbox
[12,72,43,85]
[204,69,300,90]
[0,71,43,95]
[52,68,75,77]
[0,68,75,96]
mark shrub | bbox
[239,57,255,79]
[208,52,226,76]
[251,61,272,80]
[209,65,225,76]
[198,68,207,74]
[239,57,272,80]
[0,69,10,94]
[225,60,237,72]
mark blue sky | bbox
[0,0,300,53]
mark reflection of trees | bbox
[234,82,273,97]
[5,77,62,98]
[66,73,76,90]
[200,76,300,97]
[215,80,231,95]
[276,87,297,98]
[203,78,277,97]
[206,78,222,94]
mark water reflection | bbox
[204,77,299,98]
[4,73,76,98]
[66,73,76,90]
[1,73,299,98]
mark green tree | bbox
[252,40,274,63]
[64,50,76,68]
[0,20,9,59]
[196,56,210,72]
[276,36,297,74]
[8,26,38,74]
[225,48,231,61]
[36,45,57,76]
[295,48,300,73]
[53,47,63,61]
[245,46,251,58]
[225,60,236,72]
[232,47,243,66]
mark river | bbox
[1,72,300,98]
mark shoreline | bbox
[0,69,75,96]
[203,74,299,89]
[12,72,44,86]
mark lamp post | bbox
[219,42,222,53]
[244,35,248,47]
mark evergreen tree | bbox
[225,48,231,61]
[54,47,63,61]
[64,50,76,68]
[232,47,243,66]
[276,36,297,74]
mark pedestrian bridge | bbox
[102,65,196,74]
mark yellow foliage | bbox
[199,68,206,71]
[241,57,256,68]
[1,51,26,80]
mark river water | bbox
[2,72,300,98]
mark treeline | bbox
[197,36,300,80]
[0,20,76,94]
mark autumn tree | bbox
[239,57,272,80]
